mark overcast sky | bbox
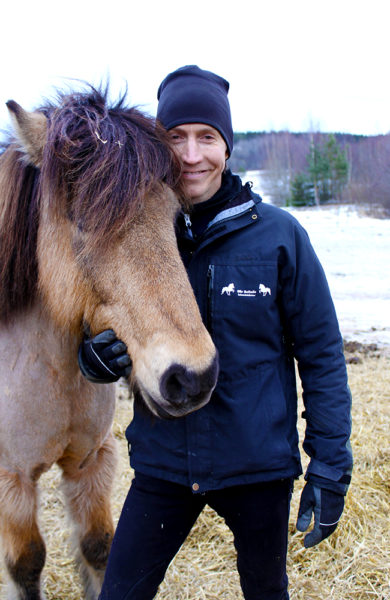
[1,0,388,136]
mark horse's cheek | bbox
[37,248,90,335]
[86,303,120,336]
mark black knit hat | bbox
[157,65,234,156]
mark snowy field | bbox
[242,171,390,350]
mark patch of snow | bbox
[285,205,390,349]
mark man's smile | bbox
[183,169,209,176]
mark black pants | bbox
[99,473,292,600]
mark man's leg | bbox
[99,473,205,600]
[209,479,292,600]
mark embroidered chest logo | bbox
[220,283,272,297]
[259,283,271,296]
[221,283,235,295]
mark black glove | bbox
[296,482,345,548]
[78,329,132,383]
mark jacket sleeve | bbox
[279,219,353,495]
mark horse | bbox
[0,86,218,600]
[221,283,235,296]
[259,283,271,296]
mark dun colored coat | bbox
[0,87,218,600]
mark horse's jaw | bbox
[132,387,211,420]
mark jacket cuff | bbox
[306,458,344,481]
[306,459,352,495]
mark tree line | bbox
[229,130,390,214]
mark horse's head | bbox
[6,88,218,418]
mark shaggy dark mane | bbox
[0,84,181,322]
[0,148,40,322]
[42,86,181,244]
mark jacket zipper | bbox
[207,265,215,333]
[183,213,193,239]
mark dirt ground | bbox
[1,342,388,599]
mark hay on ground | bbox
[1,351,389,599]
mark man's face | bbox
[168,123,228,204]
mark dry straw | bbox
[1,348,389,599]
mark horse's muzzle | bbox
[157,354,219,418]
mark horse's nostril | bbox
[160,364,194,406]
[164,372,187,405]
[160,357,219,407]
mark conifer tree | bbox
[306,135,349,204]
[288,173,314,206]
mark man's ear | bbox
[6,100,47,167]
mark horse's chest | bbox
[0,322,115,472]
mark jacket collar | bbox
[177,178,262,252]
[207,194,257,229]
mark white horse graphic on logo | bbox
[221,283,235,296]
[259,283,271,296]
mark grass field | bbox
[1,345,388,599]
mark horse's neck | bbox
[0,302,80,381]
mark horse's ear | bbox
[6,100,47,167]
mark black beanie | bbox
[157,65,234,156]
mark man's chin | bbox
[185,184,213,205]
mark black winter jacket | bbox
[126,174,353,495]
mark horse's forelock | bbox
[41,88,181,246]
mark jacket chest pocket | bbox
[207,262,279,345]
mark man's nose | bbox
[182,139,202,163]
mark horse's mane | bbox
[0,150,40,321]
[0,85,182,323]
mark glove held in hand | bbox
[78,329,132,384]
[296,481,345,548]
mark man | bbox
[79,65,352,600]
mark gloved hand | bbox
[78,329,132,383]
[296,481,345,548]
